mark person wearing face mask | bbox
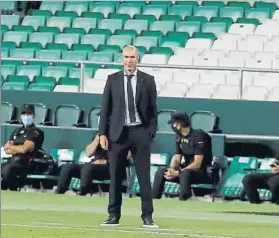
[152,111,213,201]
[1,104,44,191]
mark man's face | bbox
[172,122,182,131]
[122,48,139,73]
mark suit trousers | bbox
[108,125,153,219]
[153,168,212,200]
[56,163,110,194]
[242,173,279,204]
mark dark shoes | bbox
[142,216,159,228]
[100,216,120,227]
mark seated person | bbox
[55,132,131,195]
[242,158,279,204]
[153,111,212,201]
[2,104,44,191]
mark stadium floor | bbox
[2,191,279,238]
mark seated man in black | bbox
[153,111,213,201]
[242,158,279,204]
[55,132,131,195]
[2,104,44,191]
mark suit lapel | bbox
[136,70,144,103]
[118,71,125,105]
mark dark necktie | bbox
[126,74,136,123]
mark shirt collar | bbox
[124,69,137,77]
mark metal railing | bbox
[2,57,279,98]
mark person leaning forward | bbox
[98,45,158,228]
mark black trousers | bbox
[242,173,279,204]
[108,125,153,220]
[153,168,212,200]
[56,163,110,194]
[1,159,29,191]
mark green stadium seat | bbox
[56,10,78,19]
[160,15,182,23]
[17,65,41,81]
[150,46,174,57]
[8,75,30,85]
[210,17,233,29]
[1,42,16,50]
[62,51,87,61]
[186,16,208,24]
[34,76,57,87]
[32,103,51,125]
[142,5,168,20]
[89,29,111,39]
[168,5,193,20]
[29,33,54,48]
[59,77,80,86]
[98,19,123,34]
[116,3,142,18]
[42,66,68,81]
[21,16,46,31]
[202,22,227,37]
[69,68,94,80]
[176,22,201,36]
[134,14,157,23]
[134,36,158,51]
[46,43,68,52]
[1,14,20,30]
[90,52,114,63]
[202,1,226,7]
[63,27,86,36]
[160,35,187,48]
[115,29,137,40]
[47,17,72,32]
[12,25,35,34]
[150,1,173,7]
[64,1,89,16]
[3,31,29,47]
[9,49,35,59]
[254,2,277,15]
[31,10,52,18]
[50,148,77,166]
[219,156,258,199]
[98,45,121,54]
[54,105,84,127]
[193,32,216,41]
[38,26,61,34]
[108,13,130,22]
[142,30,163,39]
[1,25,9,34]
[72,44,94,57]
[72,17,97,33]
[157,110,175,132]
[39,1,64,15]
[90,3,115,18]
[194,6,219,20]
[107,35,133,49]
[219,7,244,22]
[1,65,16,80]
[190,111,219,132]
[54,33,80,49]
[176,1,199,6]
[2,82,28,90]
[1,48,9,58]
[236,17,260,25]
[20,42,42,51]
[28,83,54,92]
[227,1,251,11]
[82,12,104,21]
[150,20,176,35]
[81,34,106,49]
[245,8,271,23]
[1,101,16,123]
[124,19,149,35]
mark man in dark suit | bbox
[99,45,158,228]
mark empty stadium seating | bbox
[1,1,279,100]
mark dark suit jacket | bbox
[99,70,158,142]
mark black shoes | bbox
[100,216,120,227]
[142,217,159,228]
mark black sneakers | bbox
[142,217,159,228]
[100,217,120,227]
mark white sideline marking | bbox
[2,223,232,238]
[31,222,63,226]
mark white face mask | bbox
[21,115,34,127]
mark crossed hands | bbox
[164,168,180,180]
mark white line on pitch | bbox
[2,223,232,238]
